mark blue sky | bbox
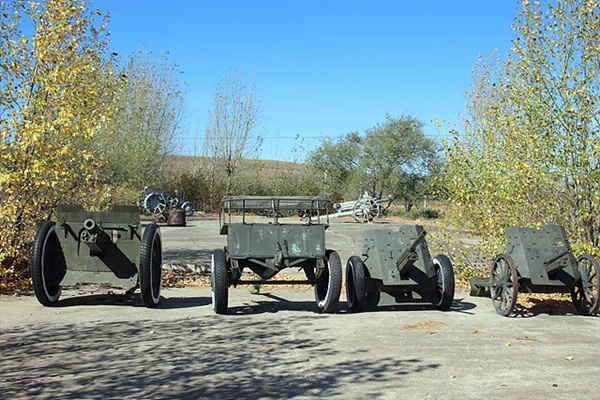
[94,0,519,161]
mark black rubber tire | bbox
[571,254,599,316]
[490,254,519,317]
[315,250,342,313]
[211,249,229,314]
[346,256,366,312]
[31,221,65,306]
[432,254,455,311]
[139,223,162,308]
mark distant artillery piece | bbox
[346,224,455,312]
[330,192,388,223]
[31,204,162,308]
[469,224,599,316]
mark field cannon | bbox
[211,196,342,314]
[346,224,455,311]
[470,224,599,316]
[31,204,162,308]
[330,192,385,223]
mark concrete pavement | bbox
[1,216,598,399]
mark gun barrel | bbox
[543,248,572,272]
[83,218,97,232]
[408,230,427,251]
[396,230,427,275]
[81,219,104,254]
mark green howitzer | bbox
[30,204,163,308]
[396,229,427,275]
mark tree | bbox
[94,48,188,191]
[360,115,438,202]
[444,0,599,255]
[307,131,362,201]
[308,115,440,208]
[203,72,263,198]
[0,0,119,273]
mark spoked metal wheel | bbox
[166,196,179,208]
[211,249,229,314]
[31,221,66,306]
[490,254,519,317]
[346,256,366,312]
[315,250,342,313]
[181,201,195,216]
[352,199,380,223]
[432,255,455,311]
[144,192,167,215]
[571,254,599,316]
[139,223,162,308]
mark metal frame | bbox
[212,196,341,314]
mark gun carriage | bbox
[346,224,455,311]
[212,196,342,314]
[470,225,599,316]
[30,204,162,308]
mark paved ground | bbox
[1,216,599,399]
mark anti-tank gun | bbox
[346,224,455,312]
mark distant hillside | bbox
[168,156,306,176]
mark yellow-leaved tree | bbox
[0,0,120,278]
[444,0,599,265]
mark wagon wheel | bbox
[166,196,178,209]
[571,254,599,316]
[346,256,366,312]
[31,221,66,306]
[490,254,519,317]
[315,250,342,313]
[144,192,167,215]
[139,223,162,308]
[181,201,195,216]
[211,249,229,314]
[432,255,455,311]
[352,199,380,223]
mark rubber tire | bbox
[315,250,342,313]
[432,254,455,311]
[211,249,229,314]
[139,223,162,308]
[31,221,65,306]
[346,256,366,312]
[490,254,519,317]
[571,254,599,316]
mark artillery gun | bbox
[470,224,599,316]
[346,224,455,311]
[330,192,386,223]
[211,196,342,314]
[30,204,162,308]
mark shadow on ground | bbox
[0,314,440,399]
